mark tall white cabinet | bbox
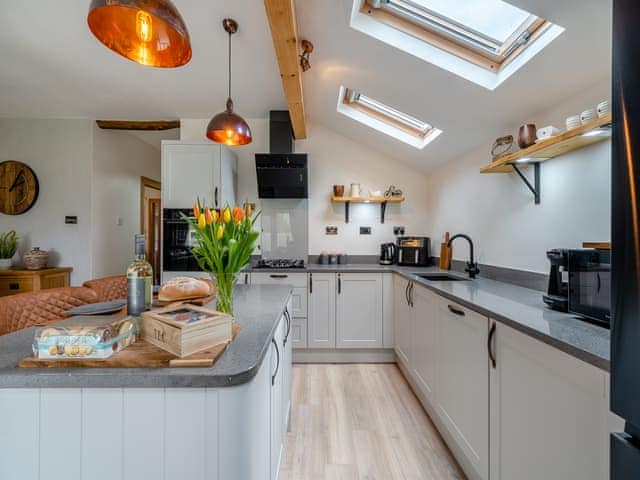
[161,141,237,209]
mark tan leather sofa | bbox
[0,275,127,336]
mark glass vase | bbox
[214,273,236,316]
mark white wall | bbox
[0,119,93,284]
[91,126,161,278]
[425,80,611,273]
[180,118,430,256]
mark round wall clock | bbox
[0,160,40,215]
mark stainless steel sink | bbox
[416,273,469,282]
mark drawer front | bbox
[0,277,34,296]
[41,273,69,290]
[290,318,308,348]
[250,272,308,288]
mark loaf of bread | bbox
[158,277,213,302]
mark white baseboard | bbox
[293,348,396,363]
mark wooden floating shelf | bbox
[480,112,612,174]
[331,195,405,204]
[330,196,405,223]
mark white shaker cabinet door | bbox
[490,321,610,480]
[335,273,383,348]
[436,299,490,480]
[393,275,413,367]
[162,141,220,208]
[307,273,336,348]
[410,283,438,404]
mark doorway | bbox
[140,176,161,284]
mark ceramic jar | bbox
[23,247,48,270]
[518,124,537,149]
[0,258,12,270]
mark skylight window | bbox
[336,86,442,149]
[350,0,564,90]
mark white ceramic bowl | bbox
[597,101,611,117]
[581,108,597,124]
[566,115,581,130]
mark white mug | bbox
[350,183,361,197]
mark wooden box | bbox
[140,305,233,357]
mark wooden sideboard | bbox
[0,267,72,297]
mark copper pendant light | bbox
[206,19,252,146]
[87,0,192,68]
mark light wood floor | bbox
[279,364,466,480]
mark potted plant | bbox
[183,200,259,315]
[0,230,18,270]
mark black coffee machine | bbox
[543,248,569,311]
[379,243,397,265]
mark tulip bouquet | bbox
[182,199,260,315]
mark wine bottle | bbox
[127,234,153,316]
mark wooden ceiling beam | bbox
[96,120,180,131]
[264,0,307,139]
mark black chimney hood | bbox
[256,110,308,199]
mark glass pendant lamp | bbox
[206,19,252,146]
[87,0,192,68]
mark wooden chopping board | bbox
[438,232,452,270]
[18,323,242,369]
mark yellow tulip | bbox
[223,207,231,223]
[197,213,206,229]
[216,224,224,239]
[205,208,214,225]
[212,209,219,222]
[193,202,200,218]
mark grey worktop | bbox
[249,263,610,371]
[0,285,292,388]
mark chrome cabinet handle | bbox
[214,187,219,208]
[244,273,249,284]
[488,322,497,369]
[270,274,288,279]
[447,305,465,316]
[338,273,342,294]
[271,338,280,386]
[309,273,313,294]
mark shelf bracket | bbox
[511,162,541,204]
[344,201,350,223]
[381,201,387,224]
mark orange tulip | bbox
[193,202,200,218]
[223,207,231,223]
[205,208,214,225]
[197,213,206,229]
[245,203,252,217]
[232,206,245,224]
[216,224,224,239]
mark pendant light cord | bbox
[228,31,232,99]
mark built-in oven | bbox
[162,209,201,272]
[568,249,611,327]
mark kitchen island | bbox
[0,284,293,480]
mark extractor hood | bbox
[256,111,308,199]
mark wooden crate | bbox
[140,305,232,357]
